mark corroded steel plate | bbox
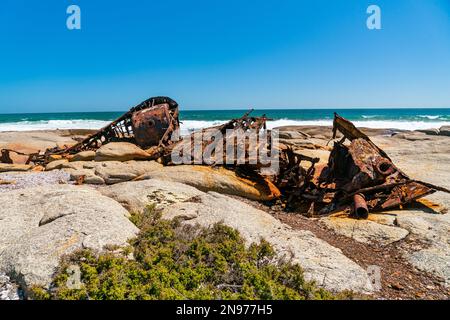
[131,103,171,148]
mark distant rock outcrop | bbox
[439,126,450,137]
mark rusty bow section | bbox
[23,97,179,165]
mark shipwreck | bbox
[1,96,449,219]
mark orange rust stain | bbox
[367,215,386,222]
[416,198,446,213]
[54,234,80,257]
[261,178,281,199]
[328,211,351,219]
[31,165,45,172]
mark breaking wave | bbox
[179,119,450,133]
[0,120,111,132]
[0,118,449,133]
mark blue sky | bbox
[0,0,450,112]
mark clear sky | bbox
[0,0,450,112]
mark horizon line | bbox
[1,106,450,115]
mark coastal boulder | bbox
[99,179,204,213]
[160,192,374,294]
[67,168,99,183]
[0,164,32,173]
[0,185,139,293]
[94,161,162,184]
[439,126,450,137]
[416,128,440,136]
[135,165,281,201]
[45,159,69,171]
[279,139,318,149]
[392,132,432,141]
[95,142,150,162]
[278,130,310,140]
[84,175,106,185]
[61,160,163,185]
[71,151,96,162]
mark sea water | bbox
[0,108,449,135]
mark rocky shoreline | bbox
[0,126,449,300]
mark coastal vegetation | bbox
[30,205,343,300]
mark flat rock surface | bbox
[0,171,71,192]
[371,134,450,286]
[62,160,162,185]
[99,179,204,213]
[0,130,87,164]
[0,130,81,151]
[137,165,280,201]
[45,159,69,171]
[393,210,450,286]
[0,164,32,172]
[0,185,138,292]
[321,216,409,245]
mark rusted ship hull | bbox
[1,97,449,220]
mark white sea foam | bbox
[179,120,225,135]
[180,119,450,133]
[361,115,379,119]
[270,119,450,131]
[0,120,111,132]
[0,118,449,133]
[418,115,441,120]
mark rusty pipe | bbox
[353,193,369,219]
[375,159,395,176]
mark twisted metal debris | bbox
[158,109,272,168]
[313,114,450,218]
[1,96,449,219]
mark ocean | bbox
[1,108,450,135]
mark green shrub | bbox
[30,205,347,300]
